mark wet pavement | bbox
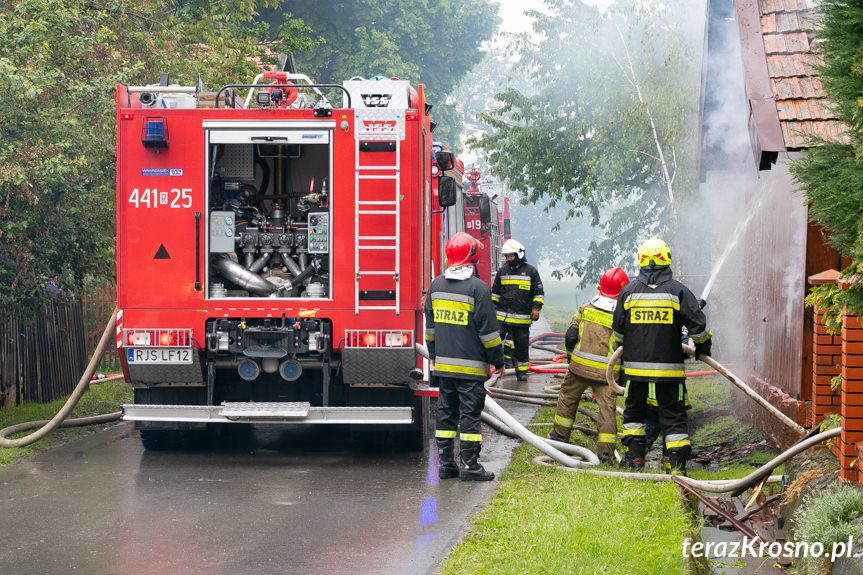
[0,417,526,575]
[0,319,557,575]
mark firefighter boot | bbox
[437,438,459,480]
[546,431,568,443]
[668,446,691,476]
[597,446,615,465]
[459,442,495,481]
[619,439,646,471]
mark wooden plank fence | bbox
[0,303,88,408]
[0,283,117,409]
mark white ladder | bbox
[354,109,406,315]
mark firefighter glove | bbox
[694,339,712,360]
[530,309,540,322]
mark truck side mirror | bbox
[434,150,454,171]
[479,196,491,224]
[438,175,457,207]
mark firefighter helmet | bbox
[638,237,672,268]
[599,267,630,298]
[501,239,526,260]
[445,232,479,267]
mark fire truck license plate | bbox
[127,348,193,364]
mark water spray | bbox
[698,191,770,302]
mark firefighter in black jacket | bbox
[612,237,712,474]
[491,239,544,381]
[425,232,505,481]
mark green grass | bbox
[440,401,695,575]
[440,361,783,574]
[685,373,784,479]
[0,379,132,466]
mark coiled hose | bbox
[0,308,122,448]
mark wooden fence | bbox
[0,283,117,409]
[0,303,88,408]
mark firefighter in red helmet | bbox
[547,267,629,463]
[491,239,544,381]
[424,232,505,481]
[612,238,712,474]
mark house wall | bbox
[742,156,807,399]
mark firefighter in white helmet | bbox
[491,239,544,381]
[425,232,505,481]
[548,267,629,463]
[612,237,712,474]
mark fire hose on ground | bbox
[417,334,838,493]
[0,309,122,448]
[604,345,806,436]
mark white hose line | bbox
[484,394,599,467]
[682,344,806,436]
[481,411,606,462]
[605,347,626,394]
[533,427,840,493]
[0,309,120,448]
[605,345,805,436]
[417,342,600,466]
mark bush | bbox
[793,485,863,574]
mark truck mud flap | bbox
[341,348,415,384]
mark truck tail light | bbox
[345,330,412,348]
[124,329,191,347]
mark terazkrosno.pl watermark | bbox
[682,537,862,562]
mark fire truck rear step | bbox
[122,403,413,424]
[220,401,310,418]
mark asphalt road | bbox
[0,391,544,575]
[0,318,558,575]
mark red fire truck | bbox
[115,71,459,449]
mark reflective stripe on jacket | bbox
[491,261,544,324]
[424,274,504,381]
[567,302,619,382]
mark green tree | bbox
[262,0,500,150]
[469,0,703,284]
[0,0,311,316]
[791,0,863,322]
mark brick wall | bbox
[812,305,842,421]
[841,311,863,482]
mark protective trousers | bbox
[551,371,618,460]
[500,323,530,379]
[435,376,487,446]
[621,380,690,470]
[644,383,692,472]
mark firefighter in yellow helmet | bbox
[491,239,544,381]
[612,237,712,474]
[548,267,629,463]
[425,233,505,481]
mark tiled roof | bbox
[758,0,847,148]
